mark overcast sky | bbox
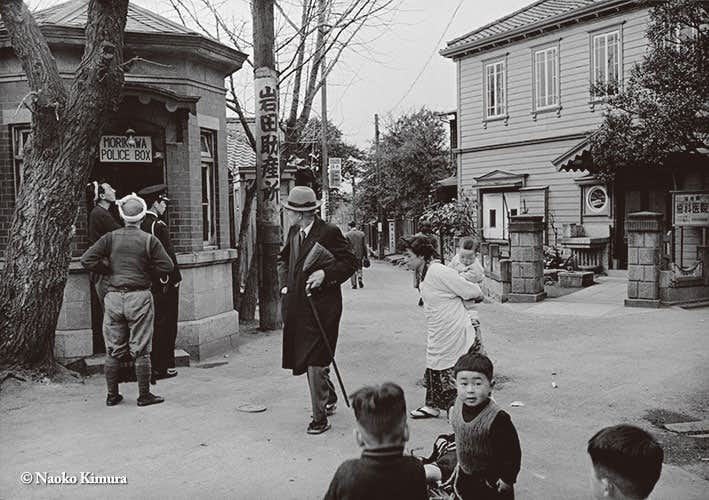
[34,0,532,147]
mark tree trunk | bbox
[239,257,259,322]
[233,180,257,311]
[0,0,129,372]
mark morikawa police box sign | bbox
[99,135,152,163]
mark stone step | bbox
[678,300,709,310]
[70,350,191,376]
[664,420,709,434]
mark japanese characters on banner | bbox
[255,68,280,202]
[673,192,709,227]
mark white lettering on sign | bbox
[99,135,152,163]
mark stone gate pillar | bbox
[625,211,663,308]
[509,215,546,303]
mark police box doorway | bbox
[88,128,166,354]
[93,131,166,199]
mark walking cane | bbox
[305,288,350,408]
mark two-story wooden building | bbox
[442,0,707,271]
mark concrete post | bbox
[625,211,663,308]
[509,215,546,303]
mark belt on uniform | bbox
[107,286,149,293]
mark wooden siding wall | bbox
[456,8,651,242]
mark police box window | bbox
[200,130,217,246]
[11,125,31,192]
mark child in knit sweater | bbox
[424,353,521,499]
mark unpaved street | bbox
[1,262,708,499]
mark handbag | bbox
[362,256,370,268]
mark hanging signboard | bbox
[673,191,709,227]
[388,220,396,254]
[99,135,152,163]
[328,157,342,188]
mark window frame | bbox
[200,129,217,247]
[588,23,624,104]
[530,40,562,119]
[10,124,31,193]
[482,53,509,127]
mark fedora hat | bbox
[281,186,322,212]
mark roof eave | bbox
[441,0,639,60]
[0,26,248,75]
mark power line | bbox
[389,0,465,113]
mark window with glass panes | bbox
[11,125,31,193]
[592,30,620,97]
[200,130,216,246]
[534,46,558,109]
[484,60,506,118]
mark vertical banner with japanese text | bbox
[255,67,280,204]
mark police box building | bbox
[0,1,247,363]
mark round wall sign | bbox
[586,186,608,213]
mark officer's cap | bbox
[138,183,170,204]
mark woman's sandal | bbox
[410,407,440,419]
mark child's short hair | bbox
[458,236,479,252]
[350,383,407,443]
[587,425,663,499]
[454,353,493,381]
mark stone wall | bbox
[480,241,511,302]
[625,211,663,308]
[509,215,546,303]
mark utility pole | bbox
[253,0,281,330]
[320,49,329,220]
[375,113,384,260]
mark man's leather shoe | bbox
[307,419,331,434]
[106,394,123,406]
[325,402,337,416]
[358,278,364,288]
[137,393,165,407]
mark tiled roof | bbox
[1,0,200,36]
[444,0,620,55]
[226,118,256,176]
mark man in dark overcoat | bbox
[344,220,367,289]
[278,186,357,435]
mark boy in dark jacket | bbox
[426,353,521,499]
[324,383,427,500]
[587,424,663,499]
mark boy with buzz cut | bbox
[323,383,428,500]
[587,424,663,500]
[425,353,521,499]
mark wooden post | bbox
[321,47,329,220]
[253,0,281,330]
[375,114,384,259]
